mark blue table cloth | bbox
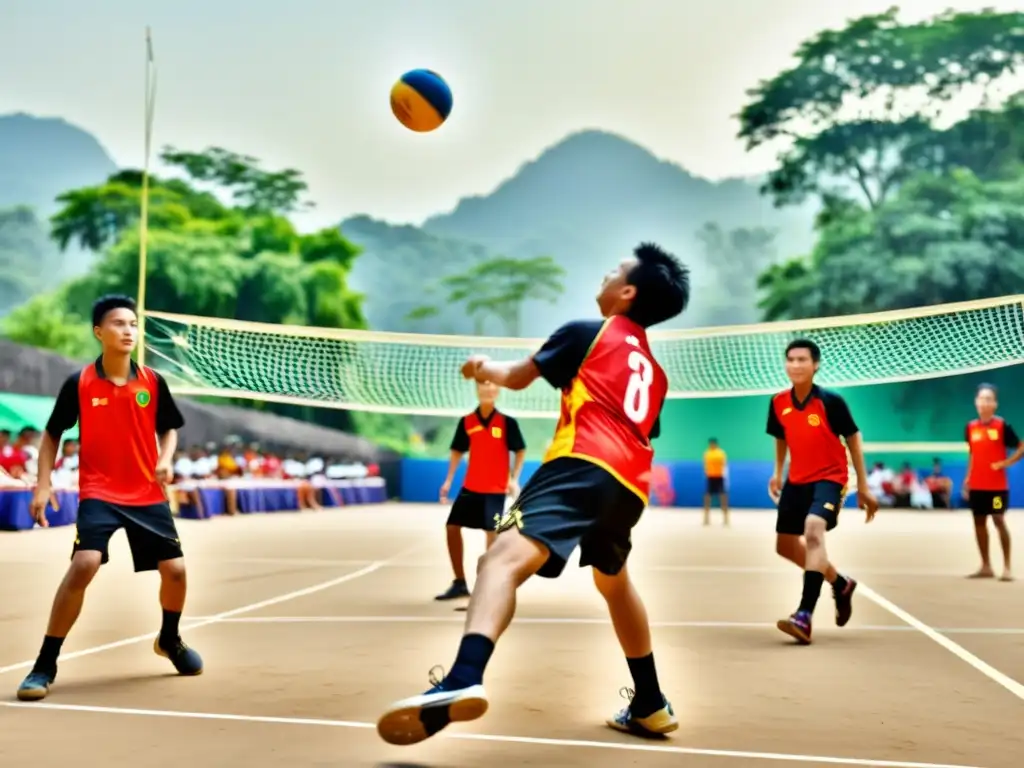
[0,489,79,531]
[1,480,388,530]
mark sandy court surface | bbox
[0,504,1022,767]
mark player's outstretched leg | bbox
[593,565,677,737]
[152,557,203,675]
[377,527,548,746]
[778,516,834,645]
[16,552,102,701]
[775,534,856,628]
[436,524,471,600]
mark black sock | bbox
[832,574,849,595]
[160,609,182,646]
[34,635,64,672]
[798,571,825,614]
[626,653,664,717]
[445,633,495,688]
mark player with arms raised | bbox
[963,383,1022,581]
[767,339,878,645]
[376,243,688,745]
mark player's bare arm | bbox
[509,449,526,495]
[461,355,541,391]
[769,438,787,500]
[29,431,60,528]
[992,440,1024,470]
[156,430,178,485]
[441,450,465,502]
[844,431,879,520]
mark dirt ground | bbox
[0,504,1021,767]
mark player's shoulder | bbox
[814,386,847,406]
[555,318,607,339]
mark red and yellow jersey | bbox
[46,358,186,506]
[766,385,858,486]
[966,417,1020,491]
[450,409,526,494]
[536,316,667,503]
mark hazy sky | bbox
[1,0,1015,230]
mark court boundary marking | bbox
[0,541,426,676]
[857,581,1024,701]
[0,700,985,768]
[185,615,1024,636]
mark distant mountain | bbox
[345,129,818,335]
[0,113,118,284]
[0,113,118,214]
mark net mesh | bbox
[143,296,1024,418]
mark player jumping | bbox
[16,295,203,701]
[963,383,1022,581]
[767,339,878,645]
[376,243,689,745]
[435,380,526,601]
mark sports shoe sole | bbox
[777,619,812,644]
[377,685,488,746]
[606,711,679,736]
[15,686,49,702]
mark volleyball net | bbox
[143,295,1024,419]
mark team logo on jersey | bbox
[807,414,820,427]
[491,426,503,438]
[135,390,151,407]
[988,428,1000,441]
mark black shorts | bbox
[446,490,505,531]
[776,480,846,536]
[706,477,726,495]
[969,490,1009,517]
[73,498,184,572]
[495,457,645,579]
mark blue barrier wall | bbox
[400,458,1024,509]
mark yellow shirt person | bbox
[703,438,729,526]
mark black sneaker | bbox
[434,579,470,601]
[834,578,857,627]
[154,636,204,675]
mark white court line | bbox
[185,615,1024,635]
[858,582,1024,702]
[0,542,424,676]
[0,700,983,768]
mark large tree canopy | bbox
[747,8,1024,320]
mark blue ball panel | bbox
[400,69,453,119]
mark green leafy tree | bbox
[758,169,1024,320]
[1,291,94,359]
[160,146,311,215]
[412,255,566,336]
[738,8,1024,211]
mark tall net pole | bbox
[137,27,157,367]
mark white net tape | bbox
[144,295,1024,418]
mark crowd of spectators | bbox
[866,458,954,510]
[0,426,377,515]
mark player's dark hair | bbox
[625,242,690,328]
[785,338,820,362]
[977,382,998,396]
[92,294,137,327]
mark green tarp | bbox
[0,392,77,438]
